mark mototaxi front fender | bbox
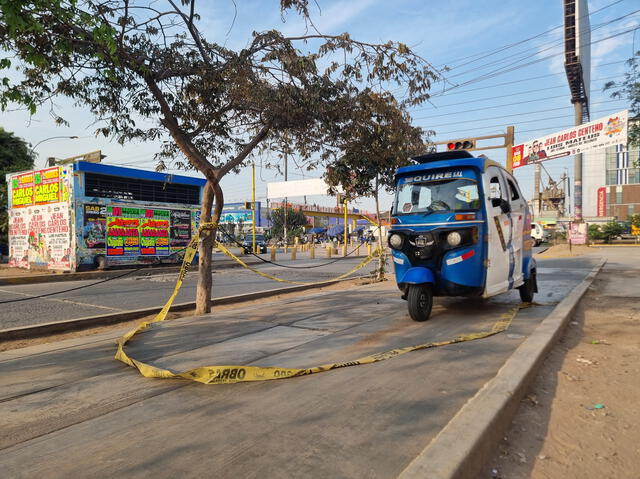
[398,266,435,286]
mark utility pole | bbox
[574,101,583,221]
[505,126,514,174]
[252,163,256,254]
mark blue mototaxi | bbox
[388,151,537,322]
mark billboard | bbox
[267,178,332,199]
[512,110,628,169]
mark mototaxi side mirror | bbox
[499,199,511,214]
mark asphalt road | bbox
[0,255,374,330]
[0,247,547,330]
[0,253,599,478]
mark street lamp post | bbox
[30,136,79,167]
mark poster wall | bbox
[7,166,73,270]
[512,110,628,169]
[8,203,72,269]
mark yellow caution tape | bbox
[214,241,381,285]
[115,220,530,385]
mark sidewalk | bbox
[480,246,640,479]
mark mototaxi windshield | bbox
[393,176,480,215]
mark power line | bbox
[443,9,640,80]
[436,0,627,70]
[431,25,640,96]
[414,60,626,102]
[432,105,629,136]
[423,98,625,129]
[412,74,623,116]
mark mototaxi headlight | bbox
[388,233,404,249]
[446,231,462,247]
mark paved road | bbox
[0,247,547,330]
[0,255,373,330]
[0,253,599,478]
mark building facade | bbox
[583,141,640,220]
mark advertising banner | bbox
[267,178,331,199]
[512,110,628,169]
[106,207,171,256]
[596,187,607,217]
[569,222,587,245]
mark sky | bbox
[2,0,639,214]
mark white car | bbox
[530,223,549,246]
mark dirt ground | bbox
[536,243,595,259]
[479,275,640,479]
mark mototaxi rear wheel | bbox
[407,284,433,322]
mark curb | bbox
[0,275,370,341]
[398,258,606,479]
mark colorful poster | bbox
[34,167,62,205]
[512,110,629,169]
[106,206,141,256]
[105,207,171,256]
[10,172,35,208]
[140,209,170,256]
[170,210,192,249]
[83,204,107,248]
[9,167,63,207]
[7,209,29,268]
[44,203,72,269]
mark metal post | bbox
[574,101,583,222]
[343,199,348,257]
[252,163,256,254]
[534,164,542,215]
[283,138,288,246]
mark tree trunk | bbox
[195,179,224,314]
[374,176,385,281]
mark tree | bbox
[324,91,427,278]
[604,50,640,147]
[588,221,625,243]
[0,0,439,313]
[0,128,35,245]
[269,207,307,242]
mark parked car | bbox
[530,223,549,246]
[241,234,268,254]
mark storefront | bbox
[6,161,205,271]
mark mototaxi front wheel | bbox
[518,270,536,303]
[407,284,433,322]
